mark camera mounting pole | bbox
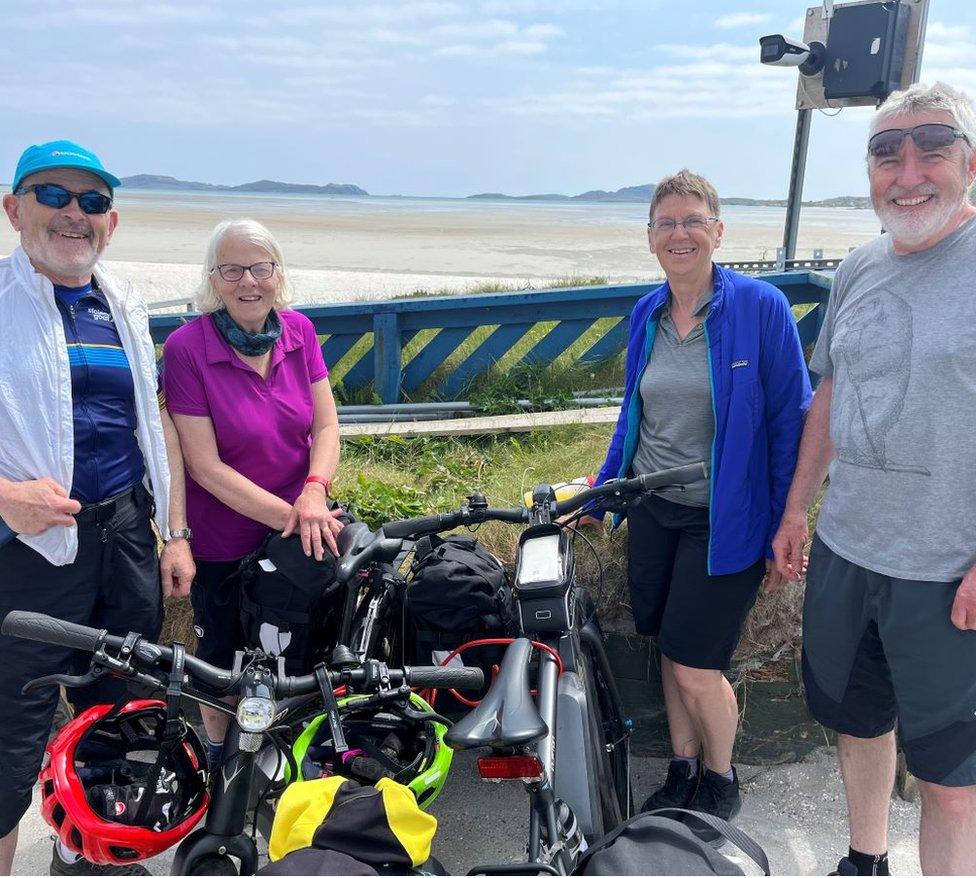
[783,108,813,262]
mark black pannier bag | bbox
[238,532,345,675]
[573,808,770,876]
[405,534,517,694]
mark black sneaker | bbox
[684,766,741,843]
[640,758,701,812]
[50,845,150,876]
[829,857,861,876]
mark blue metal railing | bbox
[149,270,831,403]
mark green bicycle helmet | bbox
[289,692,452,810]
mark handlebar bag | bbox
[405,534,517,696]
[572,808,770,876]
[260,776,436,875]
[238,531,344,675]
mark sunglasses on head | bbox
[15,182,114,215]
[867,123,971,158]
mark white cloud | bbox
[926,22,971,41]
[654,42,758,62]
[5,2,219,28]
[920,20,976,93]
[714,12,772,30]
[484,44,799,122]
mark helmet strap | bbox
[315,664,349,755]
[133,642,187,827]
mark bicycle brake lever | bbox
[23,668,104,694]
[401,705,453,727]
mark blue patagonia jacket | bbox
[596,264,812,576]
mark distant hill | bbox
[118,174,869,207]
[120,174,368,197]
[468,183,870,208]
[467,184,654,203]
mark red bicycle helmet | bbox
[40,699,209,865]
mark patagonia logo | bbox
[731,359,750,369]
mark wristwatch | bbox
[169,528,192,541]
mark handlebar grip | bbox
[2,611,106,652]
[638,462,708,489]
[408,665,485,690]
[383,514,457,540]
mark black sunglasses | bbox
[15,183,114,215]
[868,123,971,158]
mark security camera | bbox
[759,34,825,75]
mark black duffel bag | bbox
[238,531,345,675]
[405,534,517,694]
[573,808,770,876]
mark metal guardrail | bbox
[149,270,831,404]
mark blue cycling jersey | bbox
[54,281,145,504]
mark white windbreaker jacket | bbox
[0,246,171,565]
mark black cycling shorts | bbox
[190,558,247,670]
[625,495,764,670]
[803,535,976,787]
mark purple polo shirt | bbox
[162,310,328,561]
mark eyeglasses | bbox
[647,216,719,234]
[867,123,970,158]
[15,183,113,215]
[211,262,277,282]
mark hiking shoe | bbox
[640,757,701,812]
[684,766,741,843]
[50,845,150,876]
[829,857,861,876]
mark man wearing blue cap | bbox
[0,141,195,876]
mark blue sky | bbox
[2,0,973,199]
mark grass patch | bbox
[398,275,611,299]
[161,428,818,680]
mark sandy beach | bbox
[0,190,882,309]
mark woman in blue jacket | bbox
[590,170,810,832]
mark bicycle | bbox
[1,611,483,875]
[319,461,707,874]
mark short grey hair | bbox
[195,218,294,313]
[649,169,721,221]
[871,81,976,160]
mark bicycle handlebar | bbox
[333,462,707,582]
[1,611,484,695]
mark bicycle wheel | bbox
[580,620,632,825]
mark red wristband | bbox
[304,475,331,495]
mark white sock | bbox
[672,754,699,777]
[56,839,81,864]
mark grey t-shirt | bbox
[810,216,976,581]
[632,292,713,506]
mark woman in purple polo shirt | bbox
[163,218,342,765]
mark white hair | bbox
[871,81,976,160]
[194,218,294,313]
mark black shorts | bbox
[625,495,764,670]
[803,535,976,787]
[0,485,163,837]
[190,558,247,670]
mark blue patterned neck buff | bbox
[212,308,282,356]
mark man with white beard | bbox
[772,82,976,876]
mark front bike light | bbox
[237,696,276,733]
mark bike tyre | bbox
[185,853,238,875]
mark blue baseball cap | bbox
[12,140,122,193]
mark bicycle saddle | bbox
[445,638,548,750]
